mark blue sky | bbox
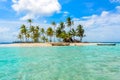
[0,0,120,42]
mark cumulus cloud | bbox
[12,0,61,20]
[81,10,120,29]
[73,6,120,42]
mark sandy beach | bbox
[0,43,97,47]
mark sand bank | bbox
[0,43,97,47]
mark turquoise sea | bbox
[0,45,120,80]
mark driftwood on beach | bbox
[51,43,70,46]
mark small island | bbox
[8,17,95,47]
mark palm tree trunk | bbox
[54,26,55,42]
[80,37,82,42]
[50,37,52,42]
[30,23,31,27]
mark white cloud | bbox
[12,0,61,20]
[0,20,23,42]
[0,20,51,42]
[73,6,120,42]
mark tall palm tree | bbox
[41,36,45,43]
[66,17,74,42]
[40,28,45,42]
[56,22,65,41]
[76,24,85,42]
[46,27,54,42]
[70,28,76,40]
[27,19,32,27]
[30,26,35,42]
[26,33,30,42]
[18,33,23,42]
[20,24,27,42]
[56,27,62,41]
[36,26,39,30]
[32,26,40,42]
[41,28,45,36]
[51,21,56,42]
[59,22,65,29]
[66,17,73,31]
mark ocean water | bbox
[0,45,120,80]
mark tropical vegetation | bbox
[18,17,85,43]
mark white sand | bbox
[70,43,97,46]
[0,43,97,47]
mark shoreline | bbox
[0,43,97,47]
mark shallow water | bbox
[0,45,120,80]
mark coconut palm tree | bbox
[59,22,65,29]
[56,22,65,41]
[41,28,45,36]
[46,27,54,42]
[60,31,67,39]
[76,24,85,42]
[26,33,30,42]
[30,26,35,33]
[18,33,23,42]
[29,26,35,42]
[35,26,40,42]
[70,28,76,40]
[66,17,74,42]
[41,36,45,43]
[56,27,69,42]
[40,28,45,42]
[20,24,27,42]
[51,21,56,42]
[32,26,40,42]
[27,19,32,27]
[36,26,39,30]
[56,27,62,40]
[66,17,73,31]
